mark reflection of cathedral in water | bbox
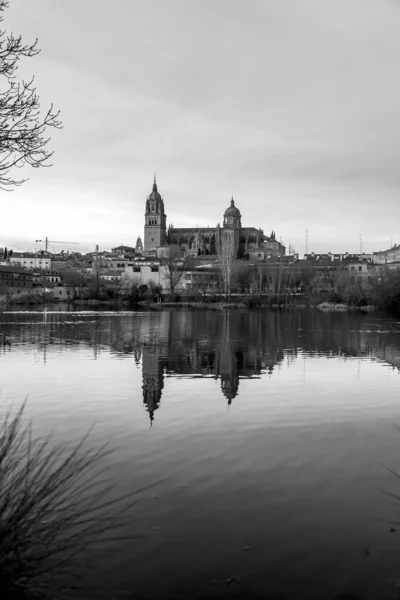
[219,314,239,403]
[140,311,282,420]
[142,345,164,423]
[5,308,400,424]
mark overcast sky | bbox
[3,0,400,255]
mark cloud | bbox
[2,0,400,255]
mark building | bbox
[9,253,51,270]
[124,261,164,290]
[373,244,400,265]
[111,245,136,257]
[144,177,168,252]
[32,270,62,286]
[135,237,143,253]
[0,266,33,296]
[100,270,122,282]
[92,255,136,274]
[143,177,285,258]
[304,252,373,262]
[51,260,68,271]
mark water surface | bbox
[1,306,400,598]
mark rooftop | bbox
[0,266,33,274]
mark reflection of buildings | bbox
[219,314,239,403]
[142,345,164,423]
[4,308,400,423]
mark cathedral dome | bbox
[224,197,241,218]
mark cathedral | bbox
[143,177,285,259]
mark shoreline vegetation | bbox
[0,286,381,313]
[0,401,158,600]
[3,262,400,316]
[0,296,379,312]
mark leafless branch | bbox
[0,0,62,189]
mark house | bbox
[9,253,52,270]
[373,245,400,264]
[111,245,136,257]
[32,270,61,286]
[92,255,136,274]
[0,266,33,297]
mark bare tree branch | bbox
[0,0,62,189]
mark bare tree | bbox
[160,247,191,298]
[263,256,295,305]
[253,261,266,300]
[0,1,62,190]
[216,228,237,299]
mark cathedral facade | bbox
[143,177,285,259]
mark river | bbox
[1,305,400,599]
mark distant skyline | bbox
[3,0,400,255]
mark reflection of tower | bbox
[142,345,165,423]
[219,313,239,404]
[134,347,142,367]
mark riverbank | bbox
[144,300,378,312]
[1,297,378,313]
[144,301,249,310]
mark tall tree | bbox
[0,0,61,190]
[216,228,237,299]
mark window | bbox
[358,266,362,272]
[151,267,159,272]
[350,276,355,284]
[133,267,140,273]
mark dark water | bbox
[2,306,400,598]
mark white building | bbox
[373,245,400,265]
[9,253,51,270]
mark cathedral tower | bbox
[144,176,167,252]
[216,197,242,259]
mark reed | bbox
[0,400,153,599]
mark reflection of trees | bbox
[3,309,400,420]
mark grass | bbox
[0,400,159,600]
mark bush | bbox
[9,291,44,305]
[0,401,158,599]
[327,291,343,304]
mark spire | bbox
[230,197,235,207]
[153,173,157,192]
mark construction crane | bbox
[35,237,80,252]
